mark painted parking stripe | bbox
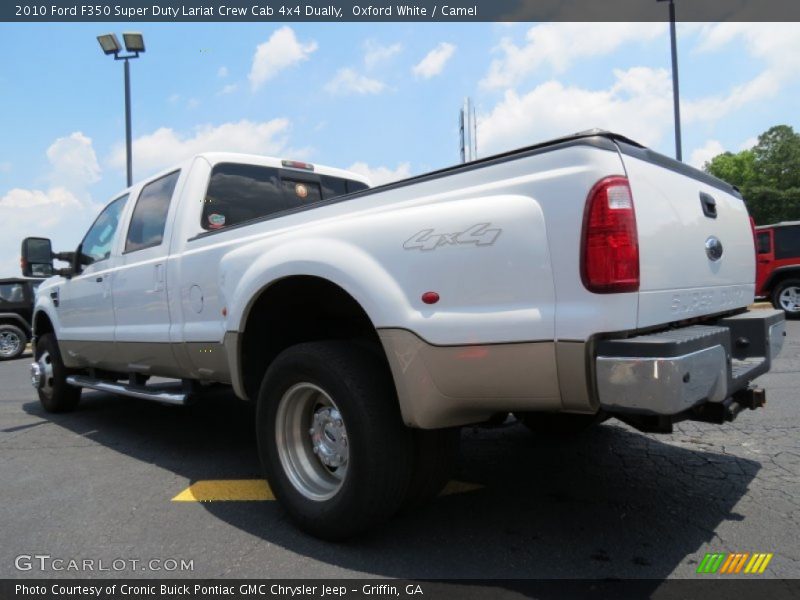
[172,479,274,502]
[172,479,483,502]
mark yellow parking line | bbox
[172,479,484,502]
[172,479,274,502]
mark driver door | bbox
[57,194,128,367]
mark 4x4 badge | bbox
[404,223,502,251]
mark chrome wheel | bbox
[33,350,55,399]
[0,331,22,358]
[778,285,800,313]
[275,382,349,501]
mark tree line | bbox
[703,125,800,225]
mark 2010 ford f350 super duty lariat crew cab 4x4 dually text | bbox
[21,130,785,539]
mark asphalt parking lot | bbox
[1,323,799,581]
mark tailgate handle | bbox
[700,192,717,219]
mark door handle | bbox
[699,192,717,219]
[95,276,104,283]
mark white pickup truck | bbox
[21,130,785,539]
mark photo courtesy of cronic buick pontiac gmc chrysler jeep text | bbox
[20,131,785,539]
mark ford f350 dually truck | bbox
[21,130,785,539]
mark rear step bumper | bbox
[65,375,190,405]
[595,309,785,422]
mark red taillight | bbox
[581,176,639,293]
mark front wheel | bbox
[0,324,27,360]
[257,341,414,540]
[33,333,81,412]
[771,279,800,319]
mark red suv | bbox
[756,221,800,317]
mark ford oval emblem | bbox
[705,236,724,261]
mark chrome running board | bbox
[66,375,189,405]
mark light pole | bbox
[97,33,145,187]
[657,0,682,161]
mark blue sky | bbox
[1,21,799,274]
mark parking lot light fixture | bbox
[123,32,145,54]
[97,32,145,187]
[96,33,121,55]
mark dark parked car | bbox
[0,277,43,360]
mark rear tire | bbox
[515,411,604,436]
[0,324,27,360]
[771,279,800,319]
[257,341,414,540]
[34,333,81,413]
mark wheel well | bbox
[33,311,54,339]
[239,276,385,401]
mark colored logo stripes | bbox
[696,552,773,574]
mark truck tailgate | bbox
[619,145,756,328]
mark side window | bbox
[80,195,128,265]
[774,226,800,260]
[756,232,771,255]
[0,283,24,303]
[202,164,285,230]
[125,171,180,253]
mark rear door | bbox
[112,170,182,374]
[617,144,756,327]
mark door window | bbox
[80,195,128,265]
[756,232,771,255]
[125,171,180,253]
[0,283,24,303]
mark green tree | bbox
[704,125,800,224]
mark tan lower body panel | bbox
[59,340,231,383]
[378,329,563,429]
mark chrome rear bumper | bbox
[595,309,785,416]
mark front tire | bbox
[771,279,800,319]
[34,333,81,413]
[257,341,413,540]
[0,324,27,360]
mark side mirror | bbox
[20,237,54,277]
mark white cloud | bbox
[0,162,11,173]
[217,83,239,96]
[168,93,181,105]
[46,132,101,190]
[217,66,229,78]
[325,68,386,96]
[248,27,318,91]
[739,137,758,151]
[479,67,674,156]
[363,40,402,70]
[109,119,293,176]
[689,140,726,169]
[412,42,456,79]
[0,187,81,210]
[480,23,664,89]
[347,162,411,186]
[0,133,102,277]
[688,23,800,119]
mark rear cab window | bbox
[201,163,369,232]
